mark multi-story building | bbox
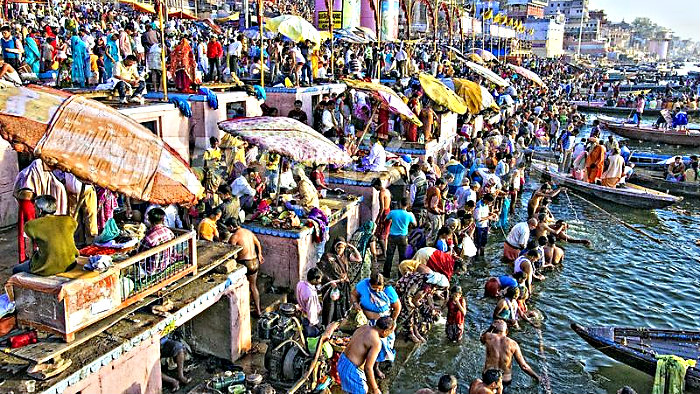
[524,14,566,57]
[506,0,547,22]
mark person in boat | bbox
[589,120,602,140]
[481,319,540,388]
[634,94,645,128]
[604,136,619,158]
[672,106,689,130]
[685,159,699,183]
[585,138,606,184]
[469,369,503,394]
[666,156,686,182]
[601,147,626,188]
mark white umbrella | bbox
[465,61,510,87]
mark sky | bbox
[589,0,700,40]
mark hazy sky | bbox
[589,0,699,40]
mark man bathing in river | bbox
[414,374,459,394]
[469,369,503,394]
[481,320,540,391]
[338,316,395,394]
[527,183,563,218]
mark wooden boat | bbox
[597,117,700,147]
[630,168,700,198]
[571,323,700,389]
[530,161,682,209]
[571,101,700,117]
[528,147,689,170]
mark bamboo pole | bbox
[326,0,334,78]
[259,0,264,87]
[157,0,168,101]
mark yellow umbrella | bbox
[452,78,499,115]
[266,15,321,46]
[118,0,155,14]
[418,73,468,115]
[467,53,485,65]
[342,79,422,126]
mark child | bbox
[446,285,467,342]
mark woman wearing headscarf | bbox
[70,34,91,87]
[104,33,120,79]
[24,33,41,74]
[168,37,197,93]
[319,239,362,325]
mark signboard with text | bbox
[318,11,343,30]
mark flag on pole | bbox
[482,9,493,20]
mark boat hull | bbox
[631,170,700,198]
[575,103,700,117]
[530,162,681,209]
[571,323,700,389]
[606,124,700,147]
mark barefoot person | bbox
[373,178,392,259]
[226,218,264,316]
[338,316,395,394]
[160,337,191,390]
[481,320,540,389]
[469,369,503,394]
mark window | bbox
[226,101,246,119]
[140,120,159,136]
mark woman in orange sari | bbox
[585,140,606,183]
[168,38,197,93]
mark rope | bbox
[535,326,553,394]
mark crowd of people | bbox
[6,2,698,394]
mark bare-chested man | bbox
[373,178,392,256]
[550,219,592,246]
[543,234,564,267]
[226,218,264,316]
[469,369,503,394]
[338,316,395,394]
[413,374,458,394]
[527,183,563,218]
[481,320,540,392]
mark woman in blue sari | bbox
[104,33,120,79]
[24,35,41,74]
[352,272,401,378]
[70,35,91,87]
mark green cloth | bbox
[25,216,80,276]
[652,354,697,394]
[94,218,120,244]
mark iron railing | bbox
[115,229,197,303]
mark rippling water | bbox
[392,170,700,394]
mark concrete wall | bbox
[63,336,162,394]
[0,139,18,228]
[191,92,263,150]
[185,276,252,362]
[118,104,190,162]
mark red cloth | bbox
[484,277,500,297]
[79,245,123,256]
[446,298,465,325]
[427,250,454,280]
[17,199,35,262]
[377,108,389,141]
[207,41,223,58]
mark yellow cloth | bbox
[197,217,219,241]
[418,73,468,115]
[90,54,98,72]
[399,259,421,275]
[298,178,319,209]
[652,355,697,394]
[114,61,140,81]
[56,266,100,279]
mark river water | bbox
[392,119,700,393]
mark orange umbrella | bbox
[0,86,203,205]
[168,9,197,20]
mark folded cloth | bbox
[198,87,219,110]
[94,237,139,249]
[94,218,120,244]
[79,244,123,256]
[0,293,15,319]
[84,255,113,272]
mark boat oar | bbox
[565,190,662,244]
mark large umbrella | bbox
[342,79,422,126]
[507,64,546,88]
[470,48,497,62]
[266,15,321,45]
[168,9,197,20]
[118,0,155,14]
[0,86,203,205]
[418,73,468,115]
[218,117,351,165]
[467,53,485,65]
[465,61,510,87]
[241,26,276,40]
[452,78,499,115]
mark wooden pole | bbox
[565,190,662,244]
[157,1,168,101]
[326,0,334,78]
[259,0,264,87]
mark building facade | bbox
[524,15,565,58]
[506,0,547,21]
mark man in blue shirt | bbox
[383,197,417,278]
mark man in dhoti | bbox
[601,148,626,188]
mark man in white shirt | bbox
[503,218,538,262]
[55,170,98,239]
[601,148,626,188]
[365,136,387,171]
[454,178,474,210]
[395,45,407,77]
[144,204,183,229]
[228,34,242,77]
[474,194,498,257]
[231,168,257,209]
[320,101,336,139]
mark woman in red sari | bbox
[168,38,197,93]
